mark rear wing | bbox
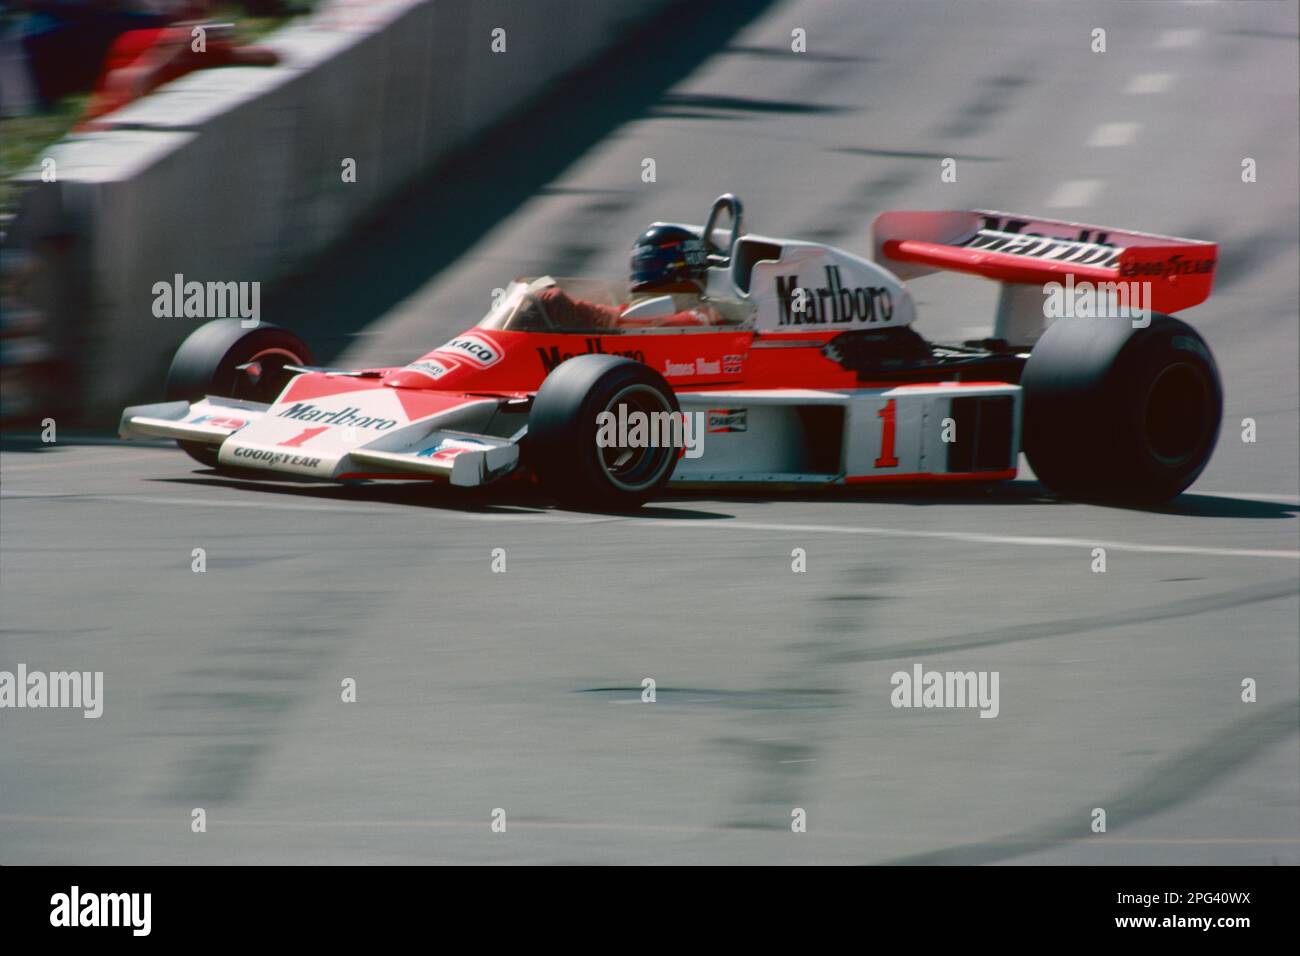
[872,211,1217,340]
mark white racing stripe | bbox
[4,492,1297,561]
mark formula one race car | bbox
[120,194,1222,508]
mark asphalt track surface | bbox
[2,0,1298,864]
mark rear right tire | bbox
[1021,313,1222,504]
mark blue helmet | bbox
[630,224,708,291]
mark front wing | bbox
[120,396,520,486]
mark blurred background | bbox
[1,1,319,421]
[0,0,683,424]
[0,0,1296,864]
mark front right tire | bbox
[527,354,681,509]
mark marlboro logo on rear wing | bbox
[872,210,1217,315]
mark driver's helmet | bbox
[629,224,708,292]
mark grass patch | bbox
[0,2,315,216]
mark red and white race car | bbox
[120,195,1222,507]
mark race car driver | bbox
[534,225,724,329]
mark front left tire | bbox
[165,319,313,467]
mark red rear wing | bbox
[873,210,1217,314]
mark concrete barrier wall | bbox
[6,0,667,421]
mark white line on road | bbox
[629,518,1300,561]
[0,492,396,515]
[1201,491,1300,503]
[0,813,1295,845]
[5,492,1296,561]
[0,453,159,472]
[1086,122,1140,147]
[1158,28,1202,49]
[0,491,590,522]
[1045,179,1102,209]
[1125,72,1173,94]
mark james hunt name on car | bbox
[662,356,727,378]
[775,265,893,326]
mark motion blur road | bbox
[3,0,1297,864]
